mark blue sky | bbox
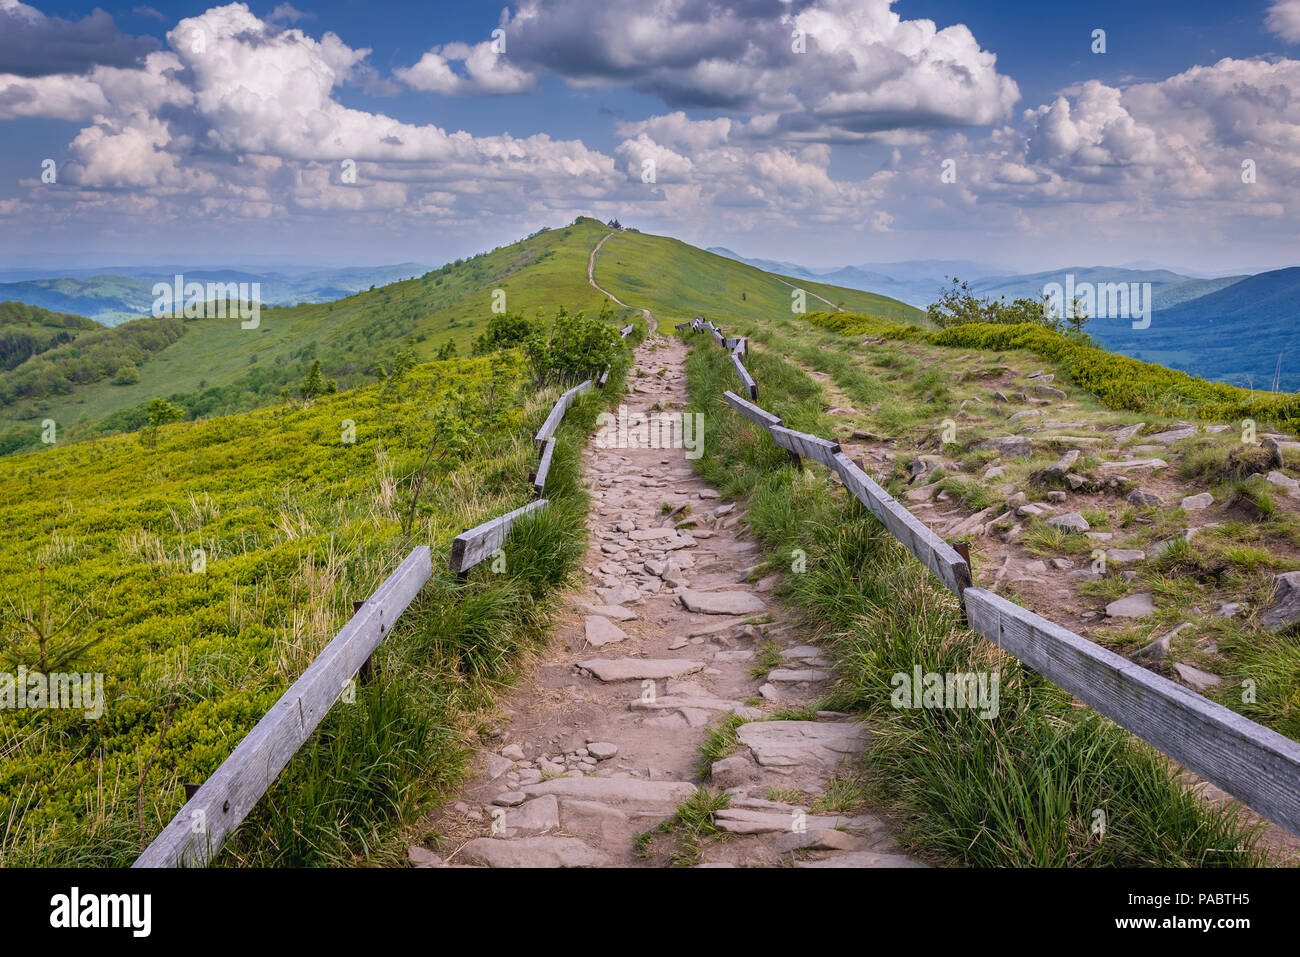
[2,0,1298,273]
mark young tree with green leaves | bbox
[141,397,184,448]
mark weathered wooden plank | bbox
[675,321,691,331]
[134,547,432,868]
[534,379,592,447]
[731,354,758,401]
[712,329,725,347]
[964,587,1300,838]
[723,391,802,468]
[727,337,748,358]
[449,499,550,574]
[770,425,840,469]
[830,452,971,596]
[620,324,634,338]
[723,390,782,430]
[530,438,556,496]
[597,368,609,388]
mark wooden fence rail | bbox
[449,499,550,576]
[684,316,1300,838]
[723,389,781,430]
[731,353,758,401]
[965,588,1300,837]
[535,380,593,449]
[135,547,433,868]
[530,439,556,497]
[769,424,839,469]
[829,451,973,597]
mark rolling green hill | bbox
[596,229,922,325]
[0,276,156,322]
[0,302,100,373]
[0,219,918,455]
[0,219,625,453]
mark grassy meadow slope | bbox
[0,332,636,866]
[591,228,922,325]
[0,218,624,453]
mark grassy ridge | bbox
[681,333,1265,866]
[592,229,922,326]
[805,311,1300,433]
[0,326,636,866]
[0,219,624,452]
[0,221,913,455]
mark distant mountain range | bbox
[0,263,429,325]
[1088,267,1300,392]
[966,267,1248,314]
[707,248,1011,308]
[707,247,1299,392]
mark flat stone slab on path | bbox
[482,753,515,780]
[580,603,637,621]
[459,835,608,868]
[585,615,628,647]
[771,828,864,853]
[521,776,696,807]
[629,694,761,716]
[629,527,677,541]
[679,589,767,615]
[498,795,559,837]
[737,720,867,769]
[1106,593,1155,618]
[766,668,831,683]
[579,658,705,681]
[1097,458,1168,471]
[713,807,872,834]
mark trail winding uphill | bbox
[588,231,656,332]
[587,232,627,307]
[420,331,919,868]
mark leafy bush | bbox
[140,398,185,447]
[470,311,534,355]
[926,277,1090,340]
[293,360,337,403]
[523,308,620,385]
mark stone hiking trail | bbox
[419,333,920,869]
